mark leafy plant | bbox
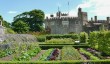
[61,46,83,60]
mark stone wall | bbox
[45,17,83,34]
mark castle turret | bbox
[56,11,61,18]
[78,7,82,18]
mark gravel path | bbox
[31,50,46,61]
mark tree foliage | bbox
[0,15,11,28]
[12,9,45,32]
[12,20,30,33]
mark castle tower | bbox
[78,7,88,26]
[78,7,82,18]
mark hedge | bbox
[89,31,110,55]
[80,32,88,43]
[1,60,110,64]
[46,34,79,40]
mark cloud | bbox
[8,11,17,14]
[77,0,110,17]
[45,0,110,20]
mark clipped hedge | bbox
[45,38,74,44]
[80,32,88,43]
[89,31,99,49]
[46,34,78,40]
[36,36,46,42]
[89,31,110,55]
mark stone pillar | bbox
[94,16,97,22]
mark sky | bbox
[0,0,110,23]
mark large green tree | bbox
[12,9,45,32]
[12,20,29,33]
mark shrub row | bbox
[36,36,45,42]
[45,38,74,44]
[89,31,110,55]
[1,60,110,64]
[46,34,79,40]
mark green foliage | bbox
[38,49,53,61]
[80,32,88,43]
[80,48,100,60]
[0,49,14,58]
[61,46,82,60]
[2,21,11,28]
[89,31,110,55]
[89,31,99,49]
[12,43,41,61]
[5,28,16,34]
[13,9,45,32]
[1,60,110,64]
[36,36,46,42]
[46,38,74,44]
[12,20,30,33]
[46,34,78,40]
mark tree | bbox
[12,20,30,33]
[0,15,11,28]
[2,21,11,28]
[13,9,45,32]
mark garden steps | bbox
[31,50,46,61]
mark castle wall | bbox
[45,17,83,34]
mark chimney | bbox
[107,17,110,23]
[94,16,97,22]
[78,7,82,12]
[91,17,93,22]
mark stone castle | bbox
[45,8,110,34]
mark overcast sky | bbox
[0,0,110,23]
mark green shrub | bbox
[80,32,88,43]
[46,34,78,40]
[88,31,110,55]
[5,28,16,34]
[89,31,99,49]
[46,38,74,44]
[36,36,45,42]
